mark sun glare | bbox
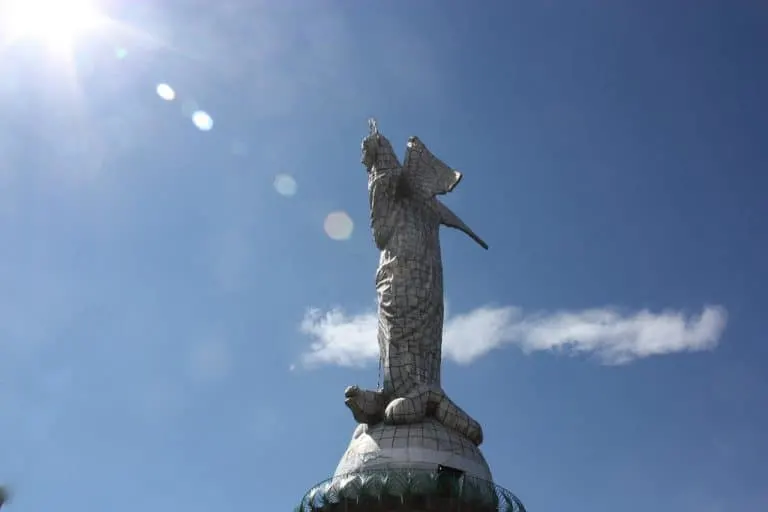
[2,0,104,48]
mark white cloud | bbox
[300,308,379,367]
[299,304,727,367]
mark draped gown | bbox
[367,136,487,439]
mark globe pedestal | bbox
[296,420,526,512]
[335,419,492,479]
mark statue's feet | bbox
[344,386,385,424]
[384,396,426,424]
[373,384,484,445]
[383,385,433,425]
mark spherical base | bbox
[295,421,527,512]
[334,418,492,480]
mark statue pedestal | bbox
[334,418,492,480]
[295,421,528,511]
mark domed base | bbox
[334,418,492,480]
[294,421,527,512]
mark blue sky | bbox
[0,0,766,510]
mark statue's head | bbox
[361,118,398,172]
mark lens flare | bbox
[324,211,354,241]
[192,110,213,131]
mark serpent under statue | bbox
[344,119,488,446]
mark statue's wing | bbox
[434,199,489,250]
[402,136,462,199]
[403,136,488,250]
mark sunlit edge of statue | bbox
[344,119,487,446]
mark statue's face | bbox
[361,135,377,170]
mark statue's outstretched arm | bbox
[435,200,488,250]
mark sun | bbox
[1,0,105,49]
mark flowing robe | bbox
[368,137,486,398]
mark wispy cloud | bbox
[299,304,728,367]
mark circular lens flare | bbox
[156,83,175,101]
[274,173,297,197]
[324,211,354,241]
[192,111,213,131]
